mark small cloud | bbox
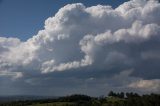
[128,79,160,93]
[0,71,23,79]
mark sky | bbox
[0,0,160,96]
[0,0,128,40]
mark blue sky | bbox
[0,0,128,40]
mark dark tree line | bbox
[108,91,140,98]
[106,91,160,106]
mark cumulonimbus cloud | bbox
[0,0,160,94]
[0,0,160,74]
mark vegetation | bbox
[0,92,159,106]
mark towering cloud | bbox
[0,0,160,95]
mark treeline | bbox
[108,91,141,98]
[100,91,160,106]
[0,92,160,106]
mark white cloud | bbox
[41,55,92,73]
[1,0,159,74]
[0,0,160,73]
[0,0,160,95]
[0,71,23,79]
[129,79,160,92]
[94,21,160,44]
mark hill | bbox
[0,92,159,106]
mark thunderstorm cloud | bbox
[0,0,160,96]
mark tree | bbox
[119,92,124,98]
[108,91,116,97]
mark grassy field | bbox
[29,97,124,106]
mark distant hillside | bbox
[0,92,160,106]
[0,95,57,102]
